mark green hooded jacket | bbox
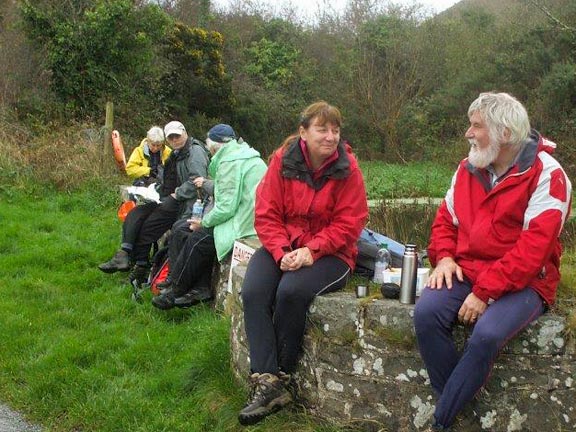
[201,139,267,261]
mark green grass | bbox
[359,161,455,199]
[1,160,574,432]
[0,189,349,432]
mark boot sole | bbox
[174,297,212,309]
[238,393,292,426]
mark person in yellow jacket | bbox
[126,126,172,186]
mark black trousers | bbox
[168,219,215,299]
[121,197,180,265]
[241,247,350,375]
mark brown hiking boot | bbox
[238,373,292,426]
[98,250,130,273]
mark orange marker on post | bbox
[112,130,126,171]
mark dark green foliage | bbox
[207,15,313,155]
[17,0,231,132]
[245,37,301,88]
[347,13,425,160]
[3,0,576,172]
[369,199,438,249]
[162,22,233,122]
[20,0,171,122]
[535,62,576,127]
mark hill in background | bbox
[441,0,573,27]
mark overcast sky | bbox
[212,0,461,19]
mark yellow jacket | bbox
[125,138,172,179]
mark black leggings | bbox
[121,197,181,265]
[241,247,350,375]
[167,219,215,299]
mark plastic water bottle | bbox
[372,243,391,284]
[191,199,204,224]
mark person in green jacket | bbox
[152,124,267,310]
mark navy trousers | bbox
[414,280,545,428]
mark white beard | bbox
[468,138,500,169]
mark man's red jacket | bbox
[428,131,572,304]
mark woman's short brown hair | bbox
[299,101,342,129]
[277,101,343,155]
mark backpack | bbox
[355,228,425,278]
[149,246,170,295]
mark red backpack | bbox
[149,247,170,295]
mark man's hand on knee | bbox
[427,257,464,289]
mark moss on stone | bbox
[372,325,416,350]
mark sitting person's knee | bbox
[413,297,440,329]
[241,283,262,306]
[275,283,310,306]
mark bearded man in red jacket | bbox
[414,92,572,430]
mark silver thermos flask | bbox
[399,243,418,304]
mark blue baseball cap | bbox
[207,124,236,143]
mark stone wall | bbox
[217,241,576,432]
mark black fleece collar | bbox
[281,139,351,190]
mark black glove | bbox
[149,167,158,178]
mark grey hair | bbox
[147,126,165,143]
[468,92,530,148]
[206,137,225,154]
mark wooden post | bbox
[102,101,114,173]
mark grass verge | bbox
[0,189,350,432]
[359,161,455,199]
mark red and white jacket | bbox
[255,139,368,270]
[428,131,572,305]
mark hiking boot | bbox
[158,285,172,295]
[129,265,150,302]
[277,371,295,396]
[238,373,292,426]
[174,290,212,308]
[98,250,130,273]
[151,290,176,310]
[152,289,211,310]
[129,264,150,285]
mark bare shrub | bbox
[0,1,48,108]
[0,113,125,191]
[368,199,438,251]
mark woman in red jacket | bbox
[238,101,369,426]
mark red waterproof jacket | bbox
[255,139,368,269]
[428,131,572,305]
